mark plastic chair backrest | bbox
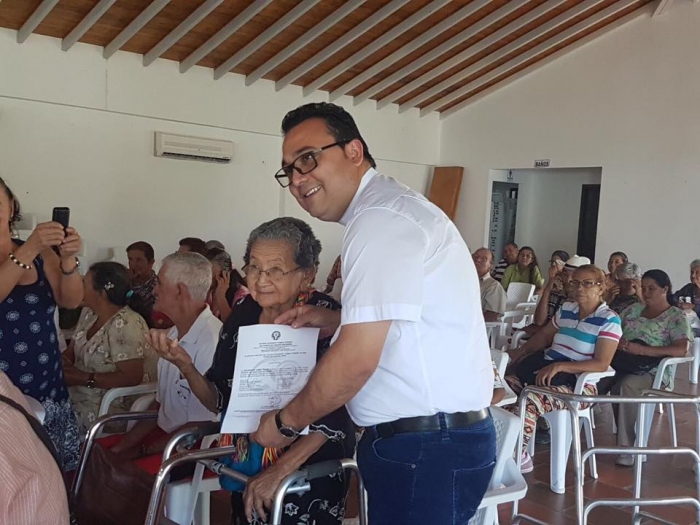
[653,356,693,390]
[127,393,157,431]
[489,407,521,486]
[506,283,535,309]
[490,349,509,380]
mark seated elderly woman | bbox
[608,262,643,313]
[674,259,700,331]
[151,217,356,525]
[63,262,157,433]
[598,270,692,467]
[605,251,629,301]
[205,247,249,321]
[505,264,621,473]
[501,246,545,293]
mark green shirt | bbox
[501,264,545,291]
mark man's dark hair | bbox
[179,237,207,255]
[127,241,155,262]
[281,102,376,168]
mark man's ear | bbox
[346,139,365,167]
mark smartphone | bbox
[52,207,70,231]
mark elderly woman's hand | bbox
[146,329,193,371]
[535,362,564,386]
[26,221,65,253]
[58,227,82,258]
[274,304,341,339]
[243,464,289,523]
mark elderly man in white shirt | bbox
[111,253,220,461]
[253,103,496,524]
[473,247,507,321]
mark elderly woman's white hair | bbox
[161,252,212,302]
[690,259,700,272]
[615,262,642,281]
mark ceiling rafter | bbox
[104,0,170,59]
[62,0,117,51]
[143,0,224,67]
[427,0,640,117]
[441,3,655,118]
[179,0,275,74]
[401,0,604,113]
[16,0,59,44]
[214,0,320,80]
[329,0,491,102]
[246,1,368,87]
[302,0,454,97]
[274,0,412,92]
[355,0,527,108]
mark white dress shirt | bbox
[337,168,493,427]
[156,306,221,433]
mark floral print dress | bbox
[68,306,156,433]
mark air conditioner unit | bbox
[154,132,233,163]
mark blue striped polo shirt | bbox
[546,301,622,362]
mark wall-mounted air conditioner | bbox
[154,132,233,163]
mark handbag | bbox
[218,435,281,493]
[515,350,578,388]
[74,443,155,525]
[611,340,661,375]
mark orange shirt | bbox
[0,372,70,524]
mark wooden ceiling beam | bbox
[357,0,526,108]
[275,0,411,92]
[246,0,367,87]
[62,0,118,51]
[441,3,654,118]
[302,0,453,97]
[180,0,274,74]
[428,0,641,117]
[17,0,59,43]
[214,0,320,80]
[403,0,601,113]
[143,0,224,67]
[329,0,491,102]
[104,0,171,59]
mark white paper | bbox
[221,324,319,434]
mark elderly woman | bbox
[674,259,700,327]
[0,177,83,470]
[599,270,692,466]
[205,247,249,321]
[605,251,629,297]
[501,246,545,293]
[608,262,643,314]
[505,265,621,473]
[152,217,355,525]
[63,262,157,433]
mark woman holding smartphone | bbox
[0,177,84,471]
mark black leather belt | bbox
[375,409,490,439]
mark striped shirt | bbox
[547,301,622,361]
[492,259,509,283]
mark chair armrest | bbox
[515,302,537,311]
[98,382,158,416]
[652,356,694,389]
[574,367,616,393]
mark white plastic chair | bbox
[527,367,616,494]
[469,407,528,525]
[491,350,517,408]
[97,382,158,436]
[690,338,700,385]
[505,283,535,311]
[165,432,222,525]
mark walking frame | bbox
[511,387,700,525]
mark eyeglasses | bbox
[242,264,301,281]
[569,280,602,289]
[274,141,349,188]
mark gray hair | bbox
[473,247,495,264]
[161,252,212,302]
[244,217,321,270]
[691,259,700,272]
[205,240,225,252]
[615,262,642,281]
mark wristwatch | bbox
[85,373,96,389]
[275,410,300,439]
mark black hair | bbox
[0,177,22,232]
[505,242,519,250]
[610,251,629,263]
[519,246,540,285]
[127,241,155,262]
[206,248,246,289]
[642,269,674,304]
[551,250,570,263]
[179,237,207,255]
[281,102,376,168]
[88,262,132,307]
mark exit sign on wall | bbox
[534,159,551,168]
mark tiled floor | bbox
[208,364,700,525]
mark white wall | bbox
[440,1,700,287]
[0,28,440,281]
[491,168,602,265]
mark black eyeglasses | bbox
[274,141,349,188]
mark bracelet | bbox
[9,253,32,270]
[60,257,81,276]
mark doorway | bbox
[489,181,519,259]
[576,184,601,261]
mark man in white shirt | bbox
[111,253,220,460]
[253,103,496,524]
[473,247,507,321]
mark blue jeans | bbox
[357,413,496,525]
